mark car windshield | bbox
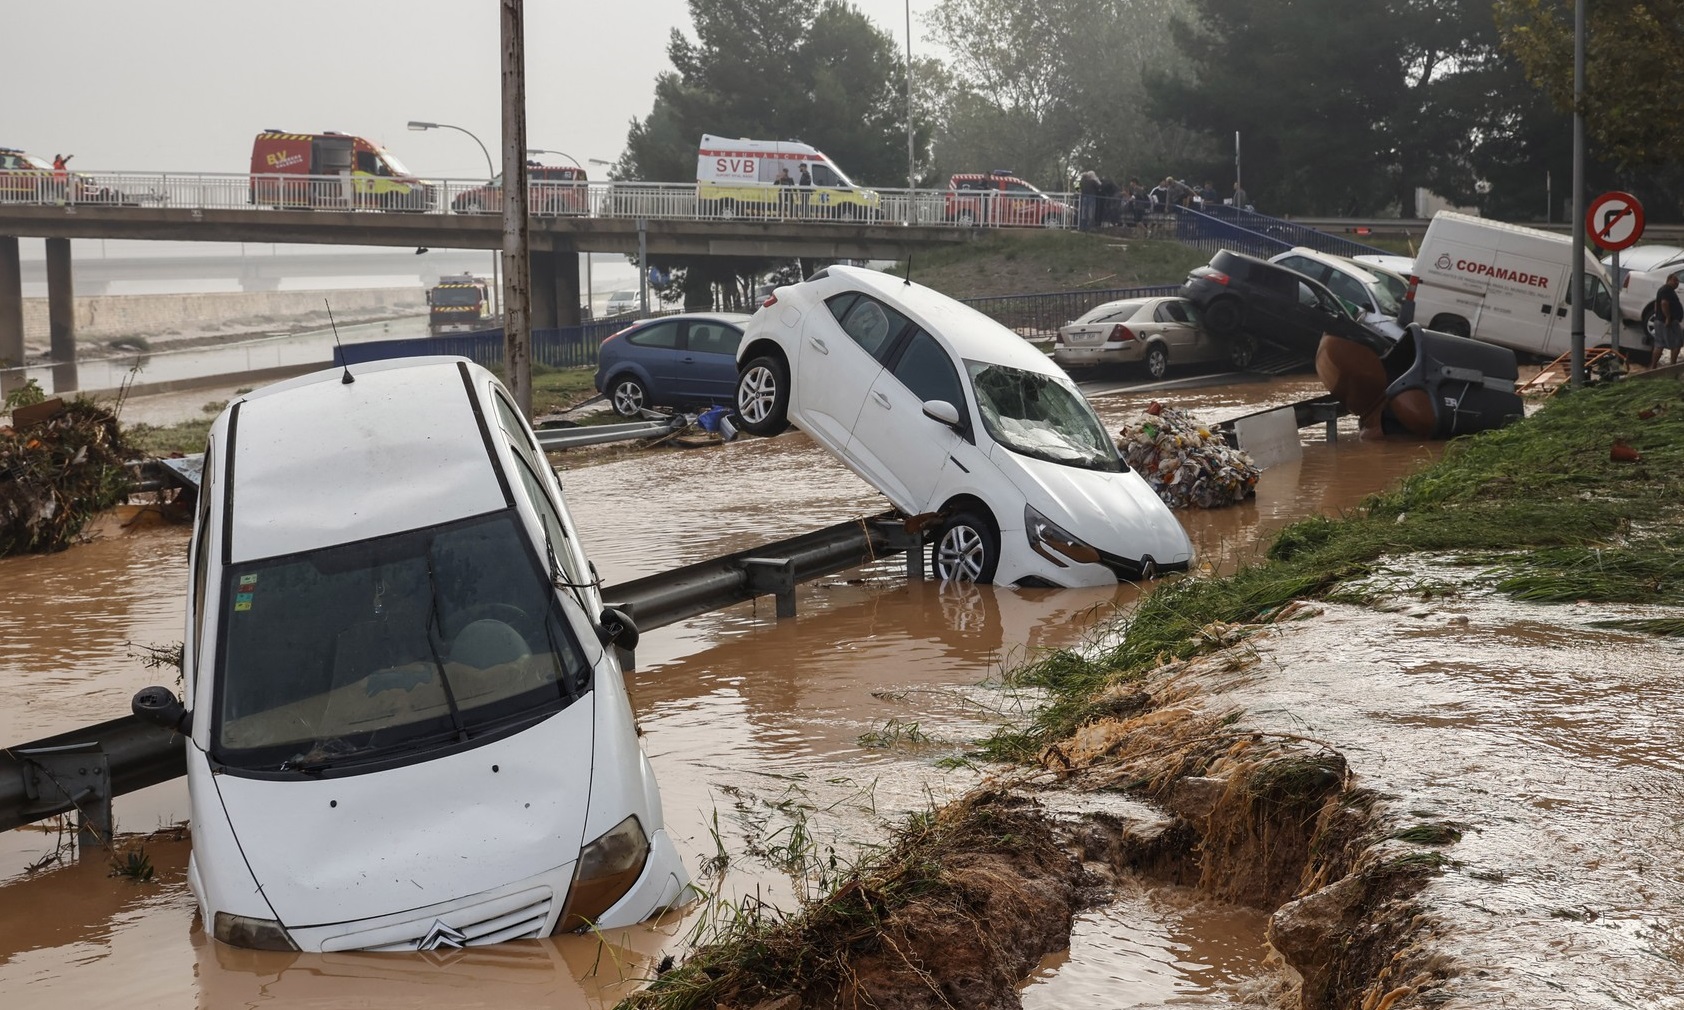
[432,286,481,306]
[966,362,1119,471]
[18,154,52,171]
[376,148,412,177]
[213,510,591,774]
[1361,273,1404,315]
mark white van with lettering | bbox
[696,134,880,220]
[1412,210,1614,358]
[132,357,690,952]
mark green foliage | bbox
[925,0,1203,187]
[1495,0,1684,171]
[109,846,155,882]
[4,378,46,411]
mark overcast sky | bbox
[3,0,940,180]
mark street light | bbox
[409,119,501,318]
[526,148,581,168]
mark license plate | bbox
[1064,329,1105,345]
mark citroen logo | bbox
[417,919,467,951]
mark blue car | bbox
[594,313,752,417]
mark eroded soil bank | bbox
[628,374,1684,1010]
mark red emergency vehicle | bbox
[451,163,587,216]
[945,171,1069,228]
[249,131,433,211]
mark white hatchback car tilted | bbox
[733,265,1193,587]
[132,357,689,952]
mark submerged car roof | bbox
[808,265,1060,376]
[224,357,509,563]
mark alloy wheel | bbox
[937,524,987,582]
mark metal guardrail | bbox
[0,171,1079,231]
[0,512,924,839]
[1185,206,1390,258]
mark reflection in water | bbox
[0,378,1462,1008]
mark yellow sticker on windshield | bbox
[234,591,254,612]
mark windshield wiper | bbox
[422,542,469,742]
[281,729,461,774]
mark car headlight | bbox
[1024,504,1100,566]
[213,911,298,951]
[555,815,650,932]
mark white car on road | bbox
[1270,247,1411,340]
[732,265,1193,587]
[132,357,689,952]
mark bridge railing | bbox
[1186,205,1390,258]
[3,171,1088,231]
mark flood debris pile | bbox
[1117,402,1260,508]
[1,396,135,556]
[625,791,1091,1010]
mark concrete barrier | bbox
[20,287,425,348]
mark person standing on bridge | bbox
[774,165,794,219]
[51,153,72,203]
[797,163,812,219]
[1232,180,1249,211]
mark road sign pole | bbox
[1570,0,1586,388]
[1611,248,1621,357]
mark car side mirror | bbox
[597,606,640,652]
[921,399,962,429]
[132,686,192,735]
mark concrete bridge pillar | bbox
[0,237,22,395]
[45,238,77,394]
[530,249,581,330]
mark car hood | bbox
[214,698,595,929]
[992,447,1193,567]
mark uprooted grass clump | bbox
[986,378,1684,754]
[624,791,1085,1010]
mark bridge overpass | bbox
[0,174,991,393]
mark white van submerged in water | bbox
[133,357,690,952]
[1412,211,1615,358]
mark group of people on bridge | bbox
[1075,171,1250,231]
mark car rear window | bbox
[1075,300,1145,324]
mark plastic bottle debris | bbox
[1116,401,1261,509]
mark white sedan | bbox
[732,265,1193,587]
[1053,296,1254,379]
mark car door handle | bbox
[871,390,891,409]
[808,336,829,354]
[681,356,695,363]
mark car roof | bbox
[1273,246,1384,285]
[1607,245,1684,270]
[225,357,509,563]
[626,311,751,326]
[807,265,1061,375]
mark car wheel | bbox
[735,355,790,436]
[609,375,649,417]
[933,512,1000,584]
[1428,314,1471,338]
[956,210,976,227]
[1225,333,1257,370]
[1203,298,1242,336]
[1144,344,1169,380]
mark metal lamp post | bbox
[526,148,581,168]
[904,0,915,224]
[409,119,501,318]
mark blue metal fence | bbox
[1182,206,1389,259]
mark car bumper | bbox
[1053,343,1141,367]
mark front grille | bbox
[320,886,554,952]
[1097,550,1188,582]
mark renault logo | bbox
[417,919,467,950]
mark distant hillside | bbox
[895,231,1212,301]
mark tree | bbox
[924,0,1204,190]
[1148,0,1553,216]
[618,0,927,308]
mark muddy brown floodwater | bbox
[1,376,1463,1009]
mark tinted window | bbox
[1297,281,1321,307]
[1156,300,1191,324]
[1252,266,1297,298]
[1277,256,1321,279]
[492,389,543,472]
[826,292,860,322]
[838,296,910,359]
[628,321,680,349]
[892,331,964,408]
[1005,182,1034,194]
[686,321,742,356]
[810,164,842,187]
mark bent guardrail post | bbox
[742,557,797,619]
